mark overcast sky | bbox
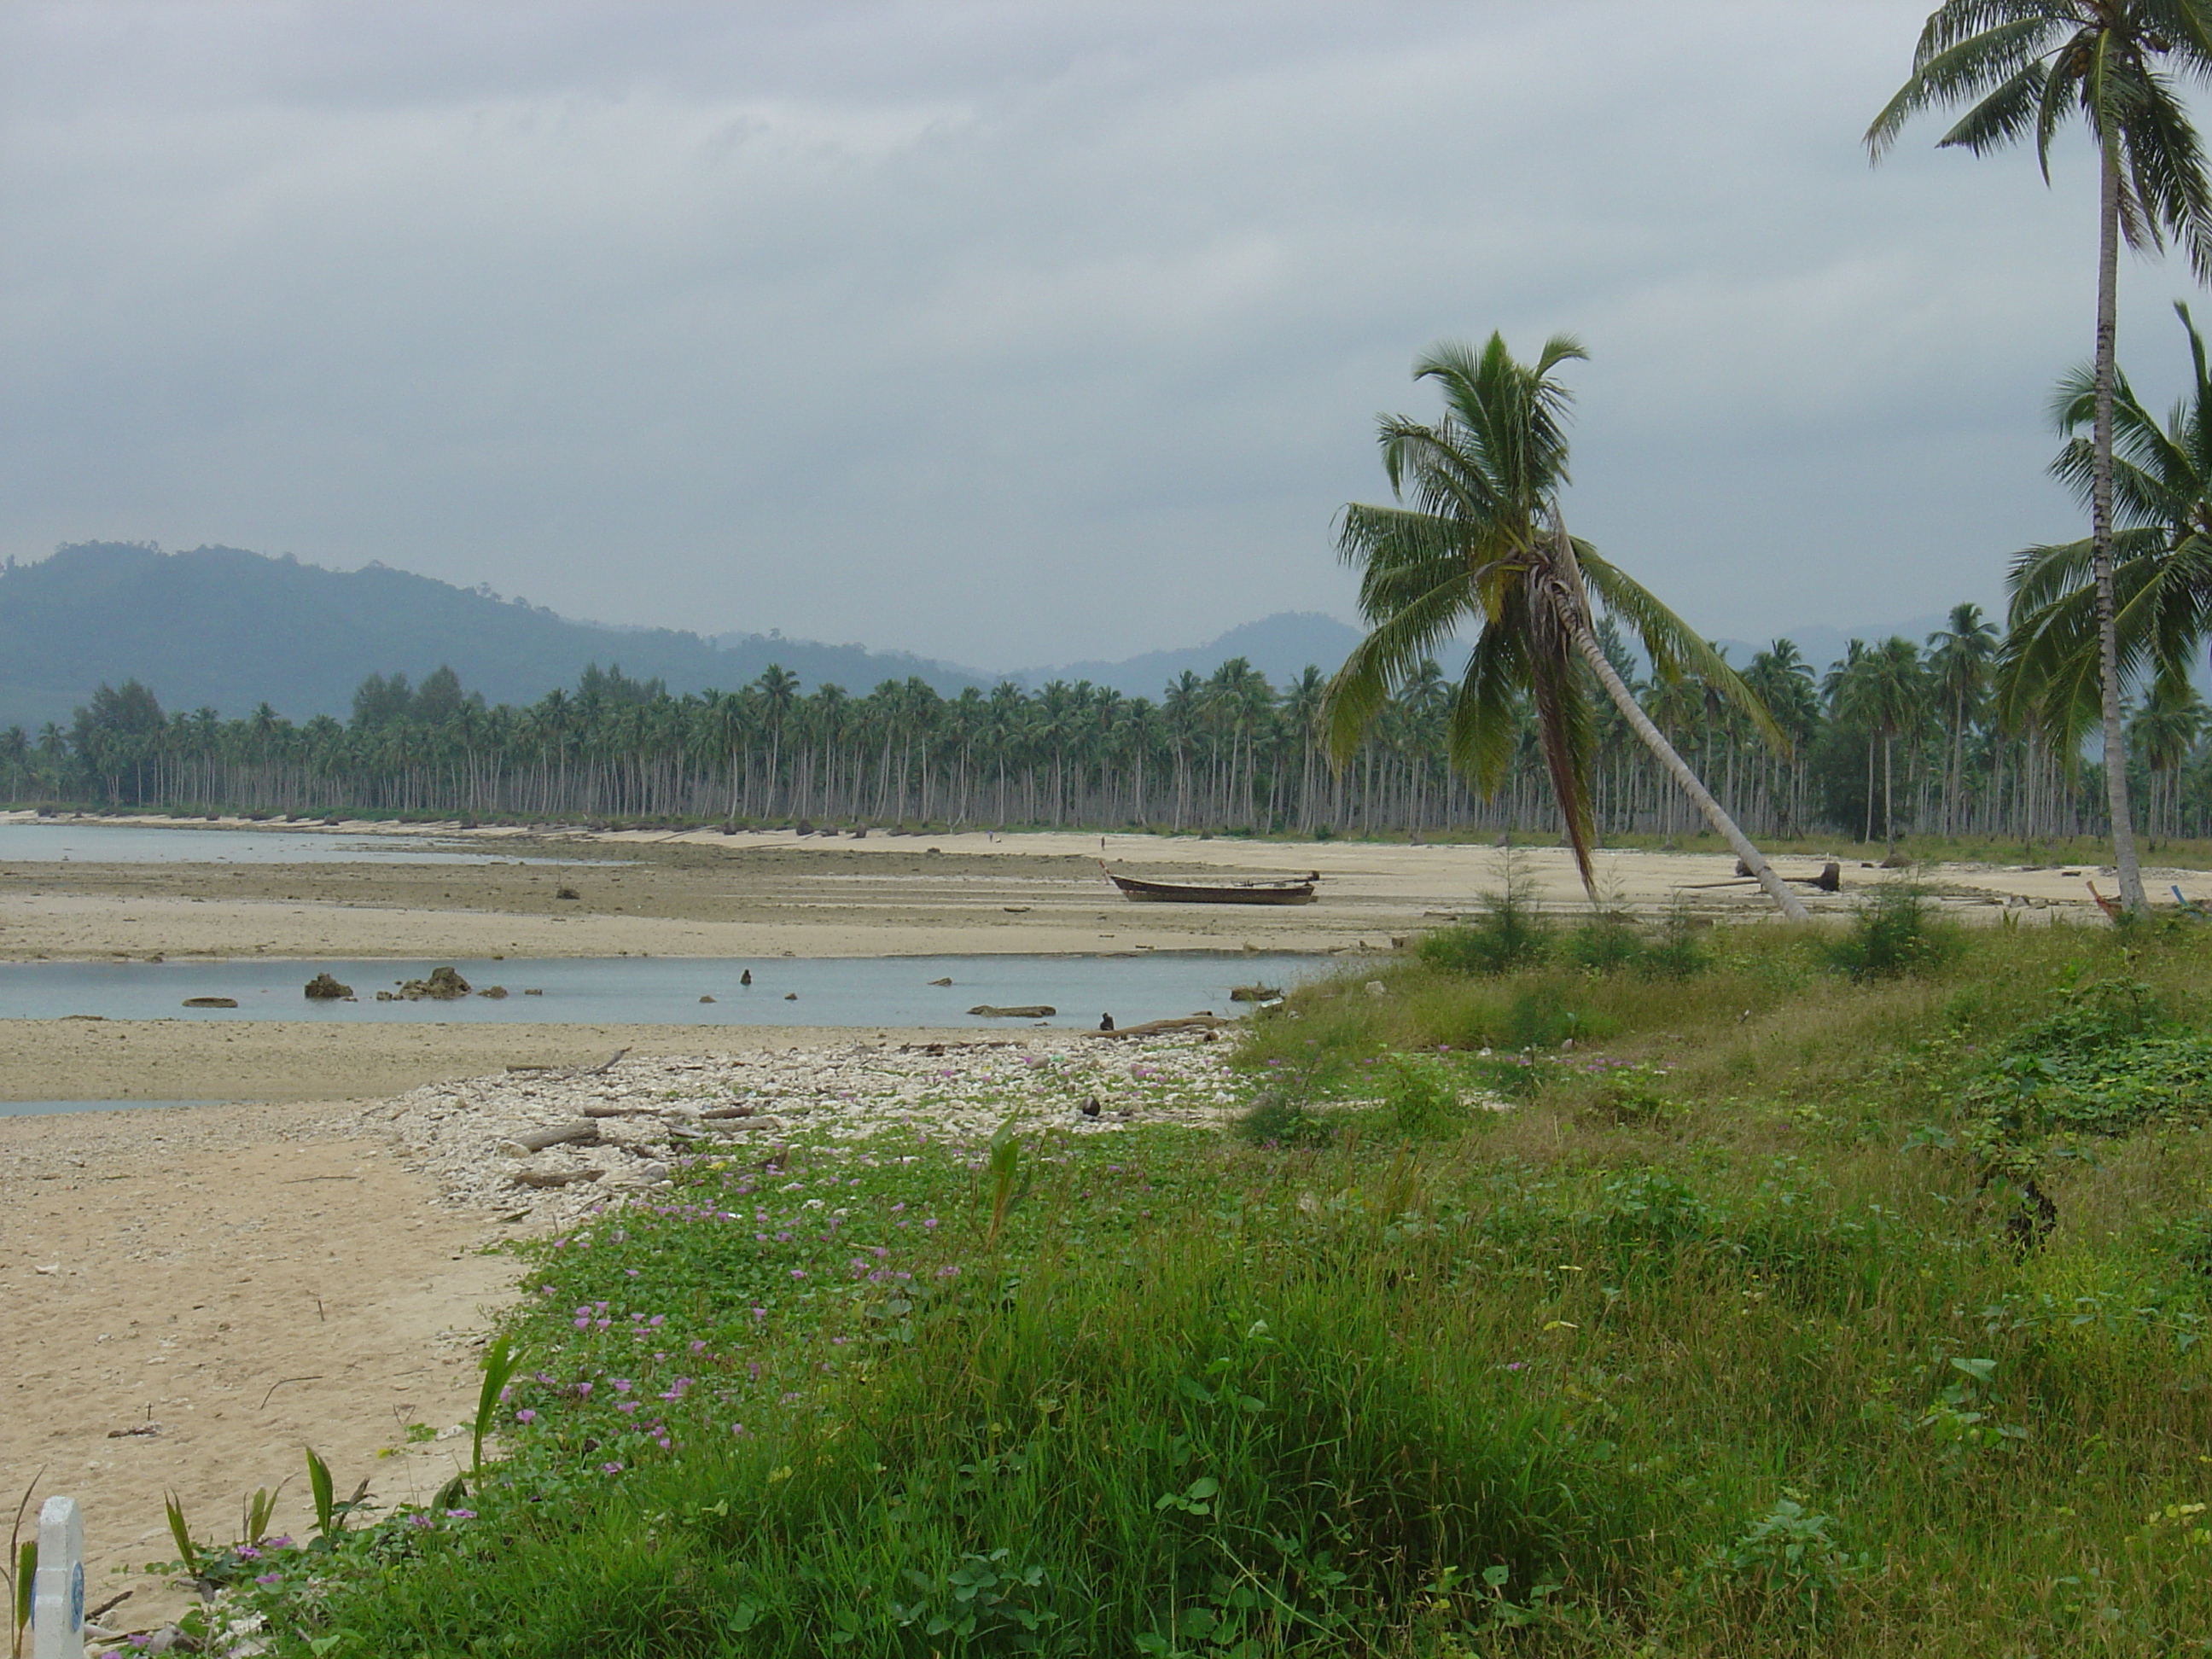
[2,1,2204,672]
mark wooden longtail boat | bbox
[1099,860,1319,905]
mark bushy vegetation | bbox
[131,911,2212,1655]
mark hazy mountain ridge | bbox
[0,544,1362,730]
[0,543,992,730]
[1004,612,1365,696]
[0,542,1961,734]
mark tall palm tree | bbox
[1322,332,1807,918]
[1861,638,1936,857]
[2132,671,2207,835]
[2011,302,2212,727]
[1927,602,2000,834]
[1744,640,1821,835]
[754,665,800,818]
[1868,0,2212,911]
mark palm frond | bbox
[1443,623,1530,799]
[1522,585,1599,891]
[1939,57,2052,156]
[1579,550,1789,753]
[1866,12,2065,159]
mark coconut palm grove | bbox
[4,584,2201,858]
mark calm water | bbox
[0,822,578,865]
[0,953,1315,1029]
[0,1099,223,1118]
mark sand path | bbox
[0,1100,509,1636]
[4,820,2193,966]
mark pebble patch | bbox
[361,1033,1246,1225]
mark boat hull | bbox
[1103,871,1318,905]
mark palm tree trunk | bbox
[1883,731,1895,858]
[2094,128,2148,913]
[1569,626,1808,920]
[1863,739,1876,844]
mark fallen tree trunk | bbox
[508,1121,601,1152]
[511,1167,603,1188]
[1091,1014,1230,1040]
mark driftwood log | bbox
[1092,1014,1229,1040]
[512,1168,604,1188]
[508,1120,601,1152]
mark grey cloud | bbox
[0,1,2200,671]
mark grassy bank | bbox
[142,895,2212,1655]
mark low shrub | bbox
[1418,858,1552,975]
[1825,881,1962,981]
[1379,1053,1470,1137]
[1563,911,1645,974]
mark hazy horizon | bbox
[9,3,2179,667]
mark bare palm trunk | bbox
[1545,540,1807,923]
[1883,731,1896,859]
[1572,630,1807,920]
[1864,741,1877,845]
[2094,130,2148,913]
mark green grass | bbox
[169,910,2212,1655]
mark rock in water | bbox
[927,977,953,987]
[478,985,509,999]
[183,996,238,1009]
[393,965,472,1000]
[969,1004,1057,1018]
[303,972,354,1001]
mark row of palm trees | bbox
[4,601,2204,852]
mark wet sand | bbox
[2,819,2184,968]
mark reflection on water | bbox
[0,822,578,865]
[0,953,1319,1030]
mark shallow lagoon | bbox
[0,952,1318,1029]
[0,821,574,865]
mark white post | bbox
[30,1496,83,1659]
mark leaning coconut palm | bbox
[1868,1,2212,913]
[1322,333,1807,920]
[2007,301,2212,746]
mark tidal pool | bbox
[0,953,1318,1029]
[0,821,579,865]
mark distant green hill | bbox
[0,542,987,730]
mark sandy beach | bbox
[2,816,2188,969]
[1,816,2186,1641]
[1,1097,510,1632]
